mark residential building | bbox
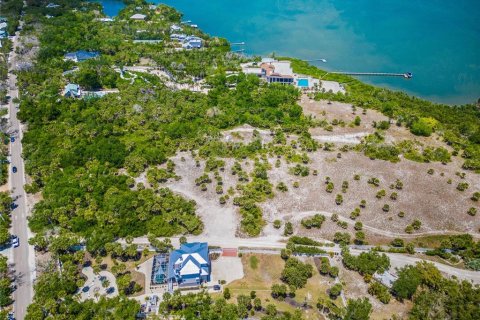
[64,50,100,63]
[130,13,147,21]
[170,24,183,32]
[261,60,294,84]
[0,21,7,39]
[373,271,398,288]
[170,33,186,41]
[182,36,202,49]
[96,17,114,22]
[240,62,264,77]
[241,58,321,89]
[63,84,81,98]
[168,242,211,288]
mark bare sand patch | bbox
[262,148,479,239]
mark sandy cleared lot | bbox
[144,94,479,244]
[211,256,244,285]
[165,145,478,242]
[262,146,479,238]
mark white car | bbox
[11,236,19,248]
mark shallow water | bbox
[99,0,480,105]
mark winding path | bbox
[285,210,478,239]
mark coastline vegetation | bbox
[285,58,480,172]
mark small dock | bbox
[331,71,413,79]
[304,58,327,63]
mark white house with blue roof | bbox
[63,83,81,98]
[64,50,100,63]
[167,242,210,290]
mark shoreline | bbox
[95,0,479,106]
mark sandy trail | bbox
[282,210,478,239]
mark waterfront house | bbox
[182,36,202,49]
[130,13,147,21]
[64,50,100,63]
[63,84,81,98]
[260,60,294,84]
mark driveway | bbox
[80,267,118,301]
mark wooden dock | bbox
[331,71,413,79]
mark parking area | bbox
[79,267,118,301]
[210,256,244,287]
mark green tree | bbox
[344,298,372,320]
[391,265,422,300]
[329,283,342,298]
[223,287,231,300]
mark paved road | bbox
[124,235,480,284]
[380,252,480,284]
[8,20,35,320]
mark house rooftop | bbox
[64,50,100,62]
[130,13,147,20]
[168,242,210,283]
[270,61,293,76]
[373,271,398,288]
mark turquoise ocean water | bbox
[98,0,480,105]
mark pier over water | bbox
[331,71,413,79]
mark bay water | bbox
[98,0,480,105]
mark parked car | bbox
[7,312,15,320]
[10,202,17,210]
[82,286,90,293]
[213,285,221,291]
[10,136,15,143]
[99,275,106,282]
[106,287,115,294]
[11,236,19,248]
[12,166,17,173]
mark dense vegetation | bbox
[342,249,390,276]
[0,192,13,247]
[17,0,312,244]
[392,261,480,319]
[424,234,480,270]
[0,256,13,308]
[8,0,479,319]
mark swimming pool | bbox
[297,78,309,87]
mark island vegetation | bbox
[0,0,478,318]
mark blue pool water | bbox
[98,0,480,105]
[297,79,309,88]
